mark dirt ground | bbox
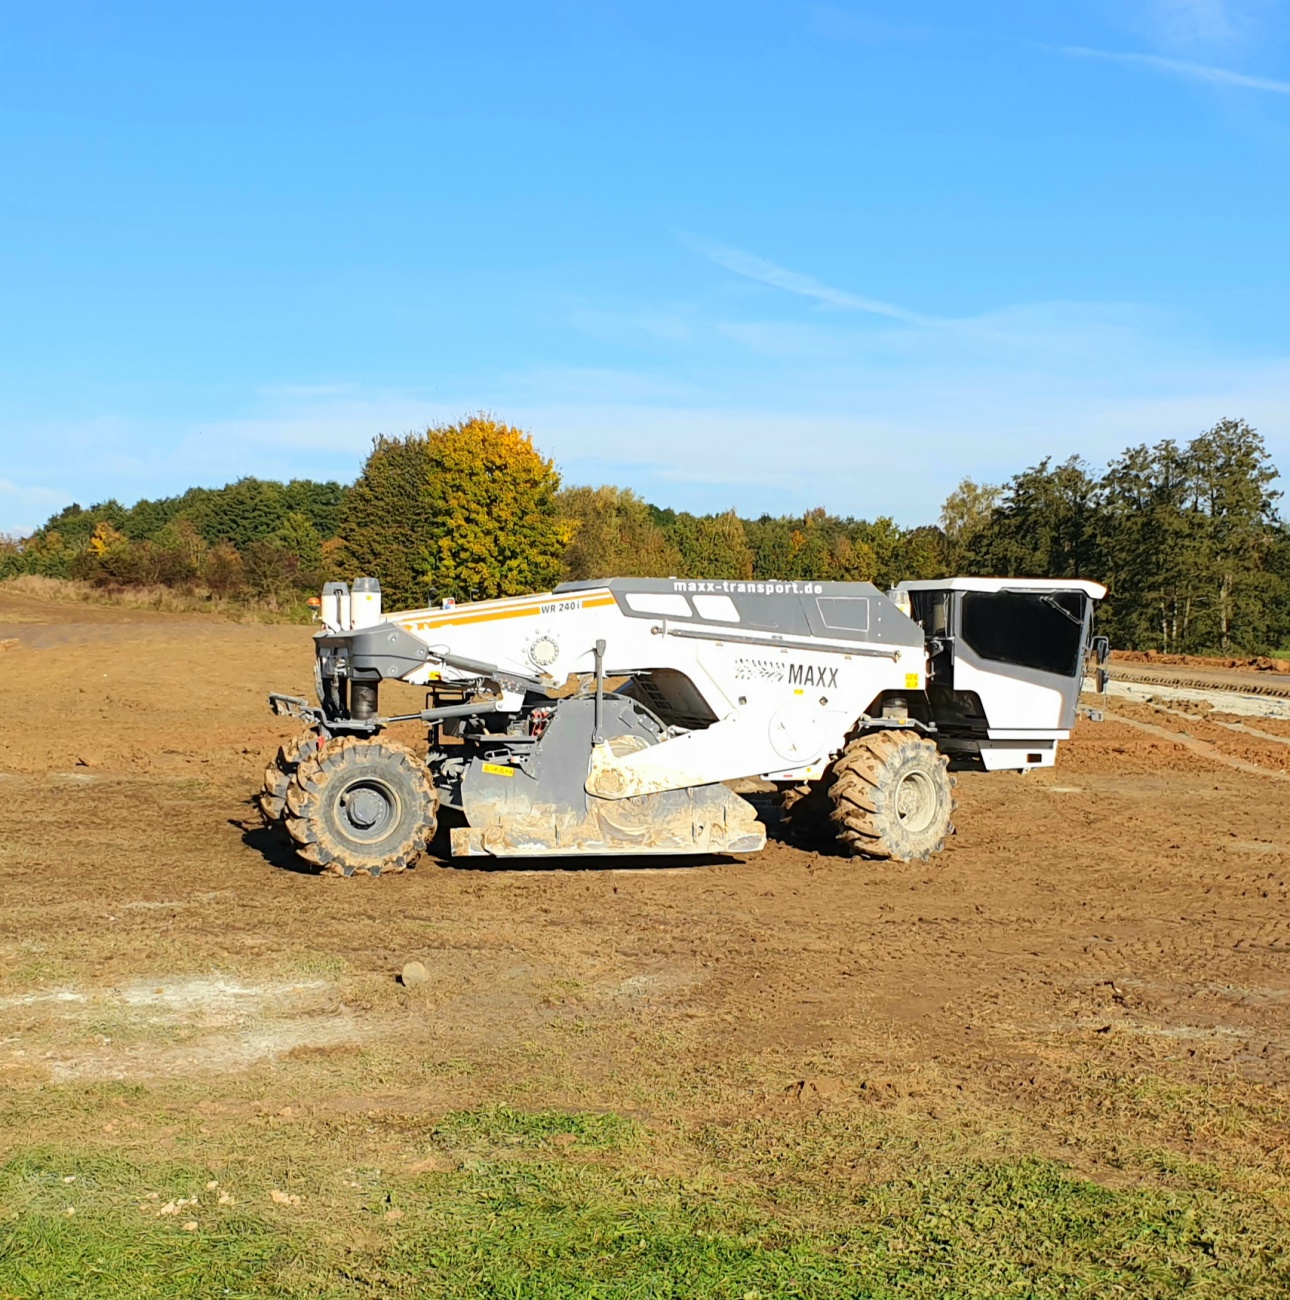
[2,586,1289,1194]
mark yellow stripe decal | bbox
[404,594,614,633]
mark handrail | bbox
[657,625,903,661]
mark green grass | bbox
[1,1108,1288,1299]
[432,1104,637,1152]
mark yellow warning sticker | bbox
[905,672,920,689]
[481,762,515,778]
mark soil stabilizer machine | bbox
[261,574,1106,876]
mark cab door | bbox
[950,589,1091,732]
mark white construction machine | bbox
[261,574,1107,875]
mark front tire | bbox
[259,731,321,825]
[283,737,438,876]
[828,730,954,862]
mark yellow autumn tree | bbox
[87,520,126,556]
[340,416,571,607]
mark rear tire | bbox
[284,737,437,876]
[779,781,834,843]
[828,730,954,862]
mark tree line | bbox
[2,477,347,607]
[3,415,1286,654]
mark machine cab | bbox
[896,578,1106,770]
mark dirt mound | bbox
[1112,648,1290,674]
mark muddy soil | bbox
[2,590,1288,1133]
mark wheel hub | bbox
[895,769,937,834]
[338,780,400,840]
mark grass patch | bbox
[2,1112,1288,1298]
[0,1149,295,1298]
[433,1105,637,1153]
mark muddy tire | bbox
[259,732,321,824]
[779,781,834,843]
[828,730,955,862]
[283,737,437,877]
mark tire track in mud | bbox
[1111,666,1290,700]
[1147,702,1290,748]
[1101,708,1290,783]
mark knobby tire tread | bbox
[827,729,955,863]
[283,736,437,877]
[259,732,321,825]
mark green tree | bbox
[1099,440,1197,651]
[745,516,796,578]
[850,517,911,589]
[675,510,754,579]
[339,416,569,607]
[939,478,1000,571]
[901,524,949,580]
[784,509,839,581]
[559,485,680,580]
[744,512,887,583]
[969,457,1103,580]
[274,511,325,582]
[153,518,209,588]
[21,529,77,579]
[185,478,290,551]
[1264,525,1290,653]
[243,539,301,606]
[336,437,434,606]
[282,479,347,540]
[829,532,879,582]
[34,501,128,552]
[0,536,22,580]
[1188,418,1280,651]
[121,493,184,541]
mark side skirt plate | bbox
[450,786,765,857]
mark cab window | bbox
[960,591,1085,677]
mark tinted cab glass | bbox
[960,591,1086,677]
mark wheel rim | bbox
[894,769,938,834]
[336,778,402,843]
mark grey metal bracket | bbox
[268,693,322,723]
[265,692,501,735]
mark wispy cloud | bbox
[1062,44,1290,93]
[681,235,945,327]
[5,317,1289,531]
[1147,0,1251,47]
[0,476,73,537]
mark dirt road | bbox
[1,588,1288,1184]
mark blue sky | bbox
[1,1,1288,534]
